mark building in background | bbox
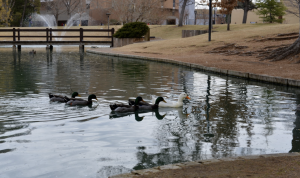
[38,0,202,26]
[194,8,225,25]
[89,0,181,26]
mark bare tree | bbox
[179,0,195,26]
[263,0,300,61]
[284,0,299,17]
[62,0,81,18]
[42,0,66,24]
[147,6,169,24]
[90,0,171,25]
[76,0,89,25]
[183,9,190,25]
[179,0,189,26]
[109,0,162,24]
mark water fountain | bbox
[59,12,90,39]
[31,12,91,41]
[31,13,59,41]
[32,13,57,27]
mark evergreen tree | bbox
[11,0,40,27]
[256,0,286,23]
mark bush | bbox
[113,22,149,38]
[109,19,121,25]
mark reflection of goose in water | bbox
[155,109,166,120]
[109,109,167,121]
[109,111,144,122]
[29,50,36,54]
[158,107,189,120]
[151,93,190,108]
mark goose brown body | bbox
[49,92,80,103]
[66,94,97,106]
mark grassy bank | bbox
[116,23,299,55]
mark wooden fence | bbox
[0,28,115,49]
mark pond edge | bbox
[86,49,300,88]
[86,49,300,177]
[109,153,300,178]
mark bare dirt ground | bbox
[133,155,300,178]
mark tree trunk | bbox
[178,0,188,27]
[55,14,59,26]
[264,3,300,61]
[227,14,230,31]
[20,0,28,27]
[242,0,249,24]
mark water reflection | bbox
[0,49,299,177]
[290,111,300,152]
[109,110,166,121]
[46,49,52,67]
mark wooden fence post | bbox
[13,28,15,41]
[111,28,115,48]
[18,28,20,41]
[80,28,83,42]
[49,28,53,50]
[17,28,21,50]
[46,28,48,42]
[50,28,52,41]
[144,28,150,41]
[79,28,84,50]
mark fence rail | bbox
[0,28,115,48]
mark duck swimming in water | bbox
[66,94,98,106]
[138,97,167,110]
[151,93,190,107]
[29,50,36,54]
[49,92,81,103]
[128,98,150,106]
[111,96,144,112]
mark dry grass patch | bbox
[115,23,299,56]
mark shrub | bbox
[113,22,149,38]
[109,19,121,25]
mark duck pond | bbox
[0,47,300,178]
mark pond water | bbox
[0,48,300,178]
